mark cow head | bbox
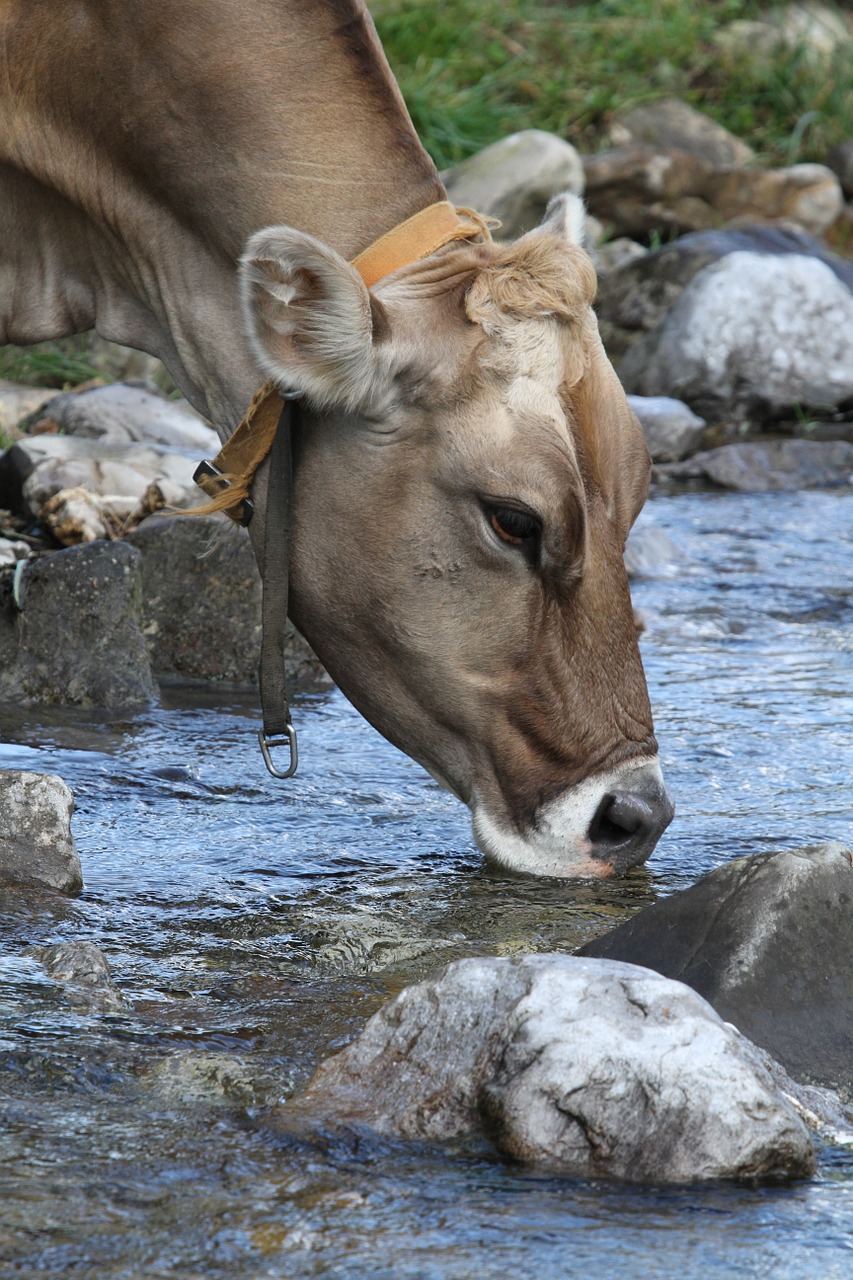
[239,196,673,877]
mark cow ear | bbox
[532,192,587,247]
[240,227,389,412]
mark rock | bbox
[0,381,57,435]
[579,843,853,1096]
[0,536,31,568]
[33,382,218,453]
[627,394,706,462]
[41,487,140,546]
[0,771,82,893]
[294,954,815,1183]
[443,130,584,240]
[656,439,853,491]
[0,540,156,706]
[714,4,851,63]
[583,148,842,241]
[0,434,202,516]
[624,524,683,578]
[607,97,754,168]
[31,941,121,1010]
[828,141,853,200]
[596,224,853,362]
[125,515,324,684]
[593,237,647,276]
[619,252,853,420]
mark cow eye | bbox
[486,504,540,549]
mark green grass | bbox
[0,339,102,389]
[370,0,853,169]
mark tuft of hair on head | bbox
[463,204,597,335]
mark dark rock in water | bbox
[125,515,324,685]
[0,771,82,894]
[579,843,853,1096]
[655,439,853,491]
[291,954,814,1183]
[0,540,156,707]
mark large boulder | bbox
[443,130,585,241]
[0,771,82,893]
[607,97,754,167]
[655,439,853,491]
[618,251,853,420]
[580,843,853,1096]
[0,539,156,706]
[126,515,324,685]
[294,954,815,1183]
[583,148,842,241]
[596,225,853,362]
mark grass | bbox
[0,339,102,390]
[370,0,853,169]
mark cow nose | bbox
[587,787,675,871]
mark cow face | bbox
[239,196,673,877]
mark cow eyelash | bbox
[482,502,541,554]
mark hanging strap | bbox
[193,202,493,778]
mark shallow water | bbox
[0,487,851,1278]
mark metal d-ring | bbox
[258,724,299,779]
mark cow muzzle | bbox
[471,757,674,879]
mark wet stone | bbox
[291,954,815,1184]
[0,770,82,894]
[580,843,853,1097]
[656,439,853,492]
[0,539,156,707]
[31,941,122,1011]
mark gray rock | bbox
[0,434,200,516]
[443,130,584,240]
[579,843,853,1096]
[593,237,647,276]
[295,954,814,1183]
[656,439,853,491]
[596,225,853,362]
[0,540,156,706]
[619,252,853,420]
[38,382,218,453]
[627,394,706,462]
[126,515,324,685]
[828,140,853,200]
[0,771,82,893]
[31,941,121,1010]
[624,524,683,578]
[608,98,754,168]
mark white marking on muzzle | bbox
[471,757,668,879]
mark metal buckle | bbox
[258,724,299,779]
[192,459,255,527]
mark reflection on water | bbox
[0,489,851,1277]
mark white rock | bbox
[298,954,815,1183]
[56,383,219,452]
[0,770,82,893]
[0,537,31,567]
[620,252,853,418]
[443,130,585,240]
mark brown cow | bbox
[0,0,673,876]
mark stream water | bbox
[0,487,851,1279]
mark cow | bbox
[0,0,674,877]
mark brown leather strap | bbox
[193,203,491,523]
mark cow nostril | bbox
[588,790,656,849]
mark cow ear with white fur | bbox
[533,192,588,248]
[240,227,390,412]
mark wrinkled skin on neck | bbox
[242,216,672,876]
